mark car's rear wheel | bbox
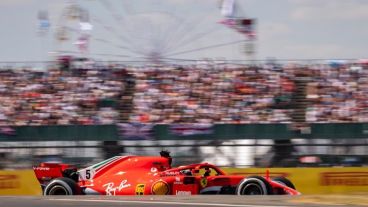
[48,185,69,195]
[43,177,78,195]
[236,176,273,195]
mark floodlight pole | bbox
[244,39,256,65]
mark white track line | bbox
[48,198,290,207]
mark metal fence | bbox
[1,139,367,169]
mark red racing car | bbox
[33,151,300,196]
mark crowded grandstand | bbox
[1,60,368,126]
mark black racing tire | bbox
[43,177,78,195]
[236,176,273,195]
[272,177,296,189]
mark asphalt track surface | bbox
[1,195,367,207]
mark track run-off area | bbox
[1,195,367,207]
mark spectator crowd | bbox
[0,64,125,126]
[129,65,295,123]
[306,61,368,122]
[0,60,368,126]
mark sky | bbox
[0,0,368,62]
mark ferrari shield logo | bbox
[135,184,145,195]
[200,178,207,188]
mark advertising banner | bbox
[117,123,154,140]
[0,170,42,195]
[224,167,368,194]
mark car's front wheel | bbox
[236,176,273,195]
[272,177,295,189]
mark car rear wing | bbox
[33,163,77,184]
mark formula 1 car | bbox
[33,151,300,196]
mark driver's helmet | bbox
[180,169,192,176]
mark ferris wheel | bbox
[38,0,251,63]
[51,2,93,56]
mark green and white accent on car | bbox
[78,156,126,181]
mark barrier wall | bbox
[2,123,368,141]
[0,170,42,195]
[0,125,118,141]
[224,167,368,194]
